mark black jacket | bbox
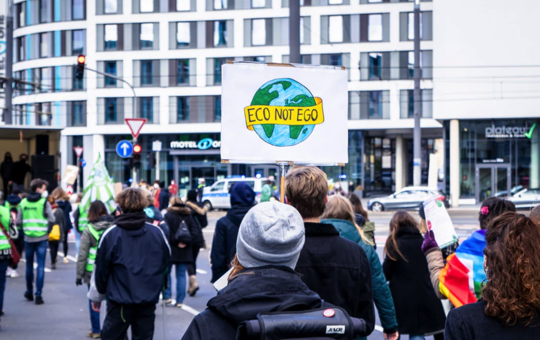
[182,266,327,340]
[158,188,171,211]
[382,225,446,335]
[164,205,200,264]
[295,222,375,336]
[445,300,540,340]
[95,211,171,305]
[55,200,73,232]
[11,160,31,185]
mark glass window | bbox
[72,101,85,126]
[252,0,265,8]
[73,66,84,90]
[177,97,189,121]
[40,33,50,58]
[329,16,343,43]
[105,25,118,50]
[140,0,154,12]
[300,17,305,44]
[214,96,221,121]
[214,58,227,84]
[369,53,382,80]
[72,30,85,55]
[140,23,154,49]
[252,19,266,46]
[141,60,153,85]
[40,0,51,23]
[214,0,227,10]
[177,60,189,85]
[368,0,382,2]
[408,13,423,40]
[395,190,412,198]
[140,97,153,121]
[329,54,342,66]
[369,91,382,118]
[105,61,117,86]
[177,22,190,47]
[73,0,85,20]
[328,0,342,4]
[368,14,382,41]
[105,98,117,123]
[105,0,118,13]
[213,21,227,47]
[177,0,190,10]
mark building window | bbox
[73,66,84,90]
[140,0,154,12]
[177,97,189,121]
[214,21,227,47]
[40,33,50,58]
[140,98,153,121]
[105,98,117,123]
[368,91,382,118]
[73,0,85,20]
[329,16,343,43]
[105,61,117,86]
[252,19,266,46]
[368,14,382,41]
[214,0,228,10]
[252,0,265,8]
[177,0,190,10]
[141,61,153,86]
[105,25,118,50]
[214,58,227,84]
[369,53,382,80]
[72,30,85,55]
[72,101,86,126]
[177,60,189,85]
[40,0,52,23]
[368,0,382,2]
[408,13,423,40]
[329,54,342,66]
[177,22,190,47]
[105,0,118,13]
[140,23,154,49]
[214,96,221,121]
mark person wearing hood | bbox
[76,200,114,339]
[94,188,170,340]
[0,152,14,197]
[158,181,171,211]
[163,196,200,307]
[185,189,208,297]
[47,195,65,270]
[50,187,73,265]
[182,202,326,340]
[11,154,31,193]
[210,182,255,283]
[17,179,55,305]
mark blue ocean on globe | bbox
[252,78,317,147]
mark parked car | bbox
[494,185,524,198]
[367,186,448,212]
[201,177,270,210]
[508,188,540,209]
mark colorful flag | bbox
[439,229,487,307]
[79,153,117,215]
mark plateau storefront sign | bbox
[485,123,536,139]
[170,138,221,150]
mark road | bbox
[1,209,481,339]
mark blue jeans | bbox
[0,260,9,322]
[25,240,48,297]
[88,285,101,333]
[74,230,81,256]
[164,263,187,304]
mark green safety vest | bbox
[78,210,88,233]
[85,224,105,272]
[19,198,48,238]
[0,206,11,251]
[4,201,9,208]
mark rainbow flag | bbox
[439,230,487,307]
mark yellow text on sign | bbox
[244,97,324,130]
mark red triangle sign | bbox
[125,118,147,139]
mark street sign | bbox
[73,146,83,157]
[152,140,162,152]
[125,118,147,139]
[80,159,87,168]
[116,140,134,158]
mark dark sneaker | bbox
[24,292,34,301]
[35,296,44,305]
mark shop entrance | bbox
[251,165,279,179]
[475,164,511,202]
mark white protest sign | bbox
[221,63,348,165]
[423,196,458,248]
[63,165,80,185]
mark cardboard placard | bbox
[63,165,79,185]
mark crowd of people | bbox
[0,166,539,339]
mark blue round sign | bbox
[116,140,134,158]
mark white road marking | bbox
[58,252,78,262]
[196,269,207,274]
[375,325,383,332]
[181,304,201,316]
[20,259,51,273]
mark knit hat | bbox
[236,202,305,269]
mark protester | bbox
[169,180,178,196]
[423,197,516,304]
[0,153,14,196]
[73,193,87,256]
[151,180,161,206]
[139,179,149,191]
[383,211,446,340]
[183,202,331,340]
[47,196,65,270]
[321,195,398,340]
[76,200,114,339]
[210,182,255,283]
[51,188,73,264]
[11,154,31,193]
[5,190,22,278]
[185,189,208,296]
[158,181,171,211]
[286,166,375,337]
[260,179,273,203]
[197,178,205,202]
[95,188,170,340]
[349,193,376,248]
[144,195,163,223]
[0,203,16,330]
[17,179,55,305]
[445,212,540,339]
[163,196,199,307]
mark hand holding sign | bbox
[422,196,458,248]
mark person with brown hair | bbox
[445,212,540,339]
[383,211,446,340]
[46,195,65,270]
[50,187,73,264]
[349,193,376,247]
[530,204,540,223]
[288,166,375,337]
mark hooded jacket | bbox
[210,182,255,282]
[164,204,200,263]
[16,192,56,243]
[322,218,398,335]
[6,194,21,210]
[55,199,73,232]
[182,266,326,340]
[77,215,114,283]
[95,211,170,305]
[158,187,171,211]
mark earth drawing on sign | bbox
[244,78,325,147]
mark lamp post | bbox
[413,0,422,186]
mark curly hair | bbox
[483,212,540,326]
[478,197,516,229]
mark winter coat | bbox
[182,266,328,340]
[295,222,375,336]
[55,200,73,232]
[0,160,13,180]
[425,247,446,299]
[11,160,31,185]
[49,206,66,242]
[445,300,540,340]
[382,225,446,335]
[164,205,199,264]
[210,182,255,283]
[76,215,114,283]
[186,201,207,246]
[322,219,398,335]
[158,188,171,211]
[362,221,376,249]
[95,211,170,305]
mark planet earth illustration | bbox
[250,78,317,147]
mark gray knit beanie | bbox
[236,202,305,269]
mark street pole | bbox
[132,138,137,186]
[289,0,301,63]
[413,0,422,186]
[4,1,14,124]
[155,151,160,180]
[76,155,81,193]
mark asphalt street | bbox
[0,209,482,340]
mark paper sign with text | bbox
[423,196,458,248]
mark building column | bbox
[450,120,460,207]
[395,134,404,191]
[531,127,539,188]
[60,134,69,189]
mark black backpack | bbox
[173,220,192,245]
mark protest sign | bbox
[63,165,79,185]
[423,196,458,248]
[221,62,348,165]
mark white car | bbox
[508,188,540,209]
[367,186,448,212]
[201,177,270,210]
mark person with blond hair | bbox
[321,195,398,340]
[50,187,72,264]
[287,166,375,337]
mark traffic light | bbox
[133,144,142,154]
[133,144,142,169]
[75,55,86,80]
[147,152,155,168]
